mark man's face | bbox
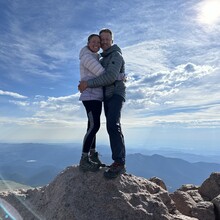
[100,32,113,51]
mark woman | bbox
[79,34,105,172]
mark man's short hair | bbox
[99,28,113,39]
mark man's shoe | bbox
[104,162,126,179]
[90,152,106,167]
[79,155,99,172]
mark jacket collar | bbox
[101,44,121,57]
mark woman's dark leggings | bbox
[82,100,102,153]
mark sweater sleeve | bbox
[81,54,105,76]
[87,52,123,88]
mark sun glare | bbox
[197,0,220,25]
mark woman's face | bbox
[88,36,101,53]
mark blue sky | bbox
[0,0,220,152]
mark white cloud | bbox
[5,59,218,130]
[123,40,170,75]
[0,0,220,145]
[0,116,87,143]
[0,90,27,99]
[9,100,29,107]
[122,61,218,128]
[0,0,82,85]
[31,94,84,122]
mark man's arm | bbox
[87,52,123,88]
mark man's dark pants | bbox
[104,94,125,165]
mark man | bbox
[78,28,126,179]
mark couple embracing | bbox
[78,28,126,179]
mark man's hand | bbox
[78,81,88,93]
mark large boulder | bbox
[199,172,220,201]
[170,190,197,216]
[149,176,167,190]
[0,166,196,220]
[212,195,220,220]
[171,183,216,220]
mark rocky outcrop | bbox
[171,172,220,220]
[1,167,220,220]
[170,189,215,220]
[199,172,220,201]
[149,176,167,190]
[0,166,197,220]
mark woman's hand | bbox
[78,81,88,93]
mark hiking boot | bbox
[104,162,126,179]
[79,155,99,172]
[90,152,106,167]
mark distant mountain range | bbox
[0,143,220,191]
[126,153,220,191]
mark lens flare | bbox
[0,198,23,220]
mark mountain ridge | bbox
[1,143,220,191]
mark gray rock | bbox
[149,176,167,190]
[199,172,220,201]
[212,195,220,220]
[191,201,215,220]
[0,166,196,220]
[171,188,215,220]
[170,190,197,216]
[178,184,199,192]
[185,190,204,203]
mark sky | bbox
[0,0,220,153]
